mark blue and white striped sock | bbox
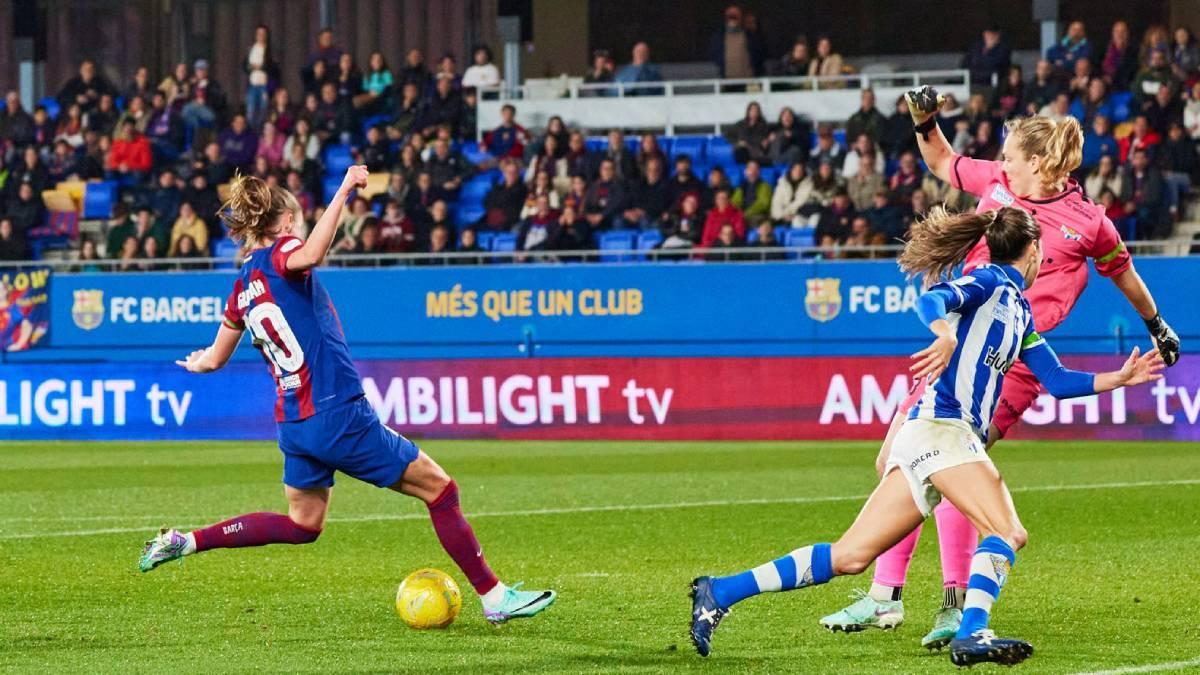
[956,535,1016,639]
[710,543,833,608]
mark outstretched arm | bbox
[176,324,244,373]
[906,86,954,184]
[286,165,369,272]
[1022,332,1164,398]
[1109,265,1180,366]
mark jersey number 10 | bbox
[245,302,306,374]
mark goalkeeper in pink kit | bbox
[819,86,1181,647]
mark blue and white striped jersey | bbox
[909,264,1038,439]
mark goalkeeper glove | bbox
[906,85,946,140]
[1144,313,1180,366]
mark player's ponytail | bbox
[221,173,303,253]
[899,207,1039,287]
[1004,115,1083,191]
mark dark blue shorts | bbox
[277,396,419,489]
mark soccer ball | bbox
[395,568,462,629]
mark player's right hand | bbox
[175,348,208,373]
[1116,346,1165,387]
[340,165,369,194]
[905,85,945,125]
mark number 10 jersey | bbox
[223,236,364,422]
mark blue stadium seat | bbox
[453,204,486,227]
[1110,90,1133,124]
[598,229,637,262]
[323,144,354,176]
[672,136,706,163]
[635,230,663,260]
[585,137,607,153]
[746,227,761,243]
[833,129,847,146]
[39,97,60,121]
[784,227,816,258]
[706,136,735,165]
[473,230,497,250]
[773,225,789,243]
[322,175,343,203]
[213,238,241,269]
[624,138,640,155]
[657,136,674,158]
[83,181,119,219]
[460,173,497,206]
[360,114,391,135]
[461,141,490,165]
[490,232,517,261]
[759,166,779,186]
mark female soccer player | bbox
[138,167,556,624]
[820,87,1182,648]
[689,206,1164,666]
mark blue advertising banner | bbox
[40,258,1198,360]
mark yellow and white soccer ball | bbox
[395,568,462,629]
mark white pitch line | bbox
[1,478,1197,540]
[1073,656,1200,675]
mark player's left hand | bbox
[175,348,209,373]
[911,334,957,380]
[1117,346,1165,387]
[1145,314,1180,366]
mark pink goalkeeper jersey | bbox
[951,154,1132,333]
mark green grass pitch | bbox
[1,439,1198,673]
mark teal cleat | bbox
[139,528,188,573]
[482,583,556,624]
[921,607,962,650]
[819,590,904,633]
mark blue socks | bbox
[711,543,833,608]
[957,535,1016,639]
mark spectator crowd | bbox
[0,11,1198,267]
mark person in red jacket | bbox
[1117,114,1161,164]
[701,188,745,247]
[107,118,153,182]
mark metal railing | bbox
[17,239,1190,273]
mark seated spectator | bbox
[808,35,845,84]
[635,134,667,178]
[482,159,528,230]
[1120,147,1169,239]
[417,75,463,139]
[517,193,560,255]
[842,214,883,258]
[1170,27,1200,82]
[846,89,886,145]
[334,197,374,250]
[283,142,319,195]
[842,133,885,178]
[701,188,744,247]
[662,193,704,248]
[614,42,663,96]
[1143,83,1182,136]
[218,113,258,172]
[312,82,354,145]
[115,234,141,271]
[1082,114,1119,171]
[46,139,80,183]
[921,172,974,212]
[168,201,209,255]
[355,51,392,113]
[810,159,844,208]
[414,223,453,265]
[1069,77,1116,127]
[285,170,316,218]
[377,199,416,252]
[774,39,811,78]
[1157,121,1196,219]
[1085,154,1125,201]
[425,137,471,195]
[1132,49,1179,104]
[965,119,1000,160]
[732,159,772,220]
[393,143,423,184]
[284,118,321,165]
[56,103,86,148]
[704,222,741,262]
[772,161,815,226]
[881,95,919,160]
[80,131,109,179]
[107,119,153,182]
[347,218,384,260]
[7,182,43,235]
[58,60,115,114]
[1102,20,1139,92]
[667,154,705,210]
[74,237,102,272]
[747,220,784,260]
[171,234,207,271]
[396,48,432,94]
[189,59,227,124]
[908,189,932,222]
[0,90,34,147]
[815,188,855,246]
[1118,115,1162,163]
[482,104,528,160]
[1048,21,1091,76]
[808,124,844,170]
[727,101,770,164]
[0,217,26,260]
[158,62,191,110]
[847,150,885,212]
[140,235,167,271]
[107,205,167,258]
[255,120,286,169]
[526,135,570,191]
[990,65,1026,119]
[1067,58,1094,100]
[145,91,185,160]
[936,94,965,138]
[598,128,637,181]
[265,88,295,136]
[582,158,627,231]
[456,227,484,257]
[1027,60,1064,114]
[117,95,149,135]
[768,106,812,166]
[521,170,563,219]
[1039,92,1072,121]
[184,172,223,242]
[30,105,56,147]
[372,172,410,213]
[704,166,732,208]
[12,146,48,194]
[462,45,500,90]
[889,151,924,205]
[553,205,591,252]
[865,189,907,243]
[148,169,183,223]
[1098,187,1125,222]
[620,156,671,230]
[562,132,591,186]
[961,25,1010,87]
[582,50,615,96]
[563,174,589,213]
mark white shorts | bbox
[884,417,991,517]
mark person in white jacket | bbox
[771,162,815,227]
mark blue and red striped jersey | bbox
[223,236,363,422]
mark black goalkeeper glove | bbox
[1144,314,1180,366]
[905,85,946,140]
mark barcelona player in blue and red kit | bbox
[139,166,555,624]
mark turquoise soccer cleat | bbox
[139,528,189,573]
[921,606,962,650]
[819,590,905,633]
[482,582,556,624]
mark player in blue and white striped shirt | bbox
[688,206,1165,666]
